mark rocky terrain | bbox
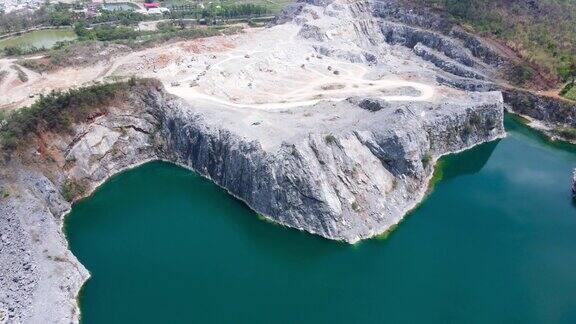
[572,169,576,199]
[2,0,571,322]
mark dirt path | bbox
[0,23,439,112]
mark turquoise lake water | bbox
[65,117,576,323]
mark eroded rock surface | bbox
[572,169,576,199]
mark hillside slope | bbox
[407,0,576,90]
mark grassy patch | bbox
[507,113,531,126]
[560,83,576,101]
[427,159,445,194]
[256,213,277,225]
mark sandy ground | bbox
[0,22,437,112]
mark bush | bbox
[463,124,474,137]
[76,25,138,41]
[421,151,433,167]
[3,46,24,56]
[325,134,337,145]
[560,83,576,101]
[0,187,9,199]
[554,126,576,140]
[61,179,87,202]
[508,64,535,86]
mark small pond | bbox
[0,29,76,50]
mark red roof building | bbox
[144,2,160,9]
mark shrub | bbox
[421,151,433,167]
[351,201,361,212]
[325,134,337,145]
[508,64,535,86]
[554,126,576,140]
[61,179,87,202]
[560,83,576,101]
[463,124,474,137]
[3,46,24,56]
[469,113,482,125]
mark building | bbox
[143,2,160,9]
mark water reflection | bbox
[441,140,500,181]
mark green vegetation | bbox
[559,61,576,100]
[428,159,445,192]
[10,65,28,82]
[373,223,398,241]
[351,201,361,212]
[0,79,153,155]
[0,3,150,36]
[411,0,576,85]
[0,3,75,34]
[560,83,576,101]
[0,0,272,38]
[167,2,270,20]
[0,187,9,199]
[508,64,536,87]
[0,0,273,60]
[73,19,232,45]
[61,178,87,202]
[3,45,25,56]
[75,23,138,42]
[256,213,277,224]
[508,113,531,126]
[135,24,226,46]
[1,41,72,57]
[462,124,474,137]
[421,151,433,167]
[553,126,576,141]
[325,134,337,145]
[89,11,148,25]
[17,23,229,73]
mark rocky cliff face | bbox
[0,82,504,322]
[502,89,576,127]
[152,89,503,242]
[572,169,576,199]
